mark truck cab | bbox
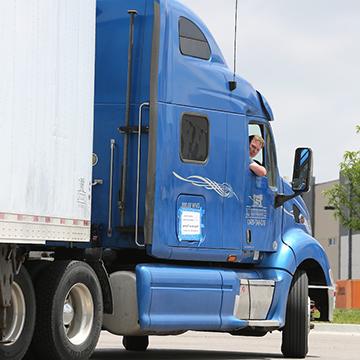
[91,0,333,357]
[0,1,334,359]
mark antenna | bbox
[229,0,238,91]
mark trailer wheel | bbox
[122,335,149,351]
[0,267,35,360]
[281,270,309,358]
[30,261,103,360]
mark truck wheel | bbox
[30,261,103,360]
[0,267,35,360]
[281,270,309,358]
[122,335,149,351]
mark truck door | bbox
[245,121,282,253]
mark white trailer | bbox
[0,1,96,359]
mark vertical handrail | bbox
[107,139,116,237]
[135,102,149,247]
[120,10,138,226]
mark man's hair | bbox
[249,134,265,148]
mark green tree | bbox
[324,125,360,231]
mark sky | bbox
[181,0,360,183]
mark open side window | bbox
[248,123,278,188]
[248,123,265,166]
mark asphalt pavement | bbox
[93,324,360,360]
[313,322,360,333]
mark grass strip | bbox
[332,309,360,324]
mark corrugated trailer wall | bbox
[0,0,96,244]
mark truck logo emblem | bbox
[249,194,264,207]
[246,194,267,226]
[173,172,238,200]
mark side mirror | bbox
[292,148,312,192]
[275,147,312,208]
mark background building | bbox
[313,180,340,281]
[304,178,360,281]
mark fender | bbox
[258,240,296,273]
[258,229,332,286]
[282,228,332,285]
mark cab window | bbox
[264,126,278,188]
[179,17,211,60]
[180,113,209,163]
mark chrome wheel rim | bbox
[63,283,94,345]
[4,281,26,344]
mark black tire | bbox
[0,267,35,360]
[281,270,309,358]
[29,260,103,360]
[122,335,149,351]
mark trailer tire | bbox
[0,267,35,360]
[122,335,149,351]
[30,260,103,360]
[281,270,309,358]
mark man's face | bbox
[250,139,262,158]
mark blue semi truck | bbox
[0,1,334,359]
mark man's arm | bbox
[249,161,267,177]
